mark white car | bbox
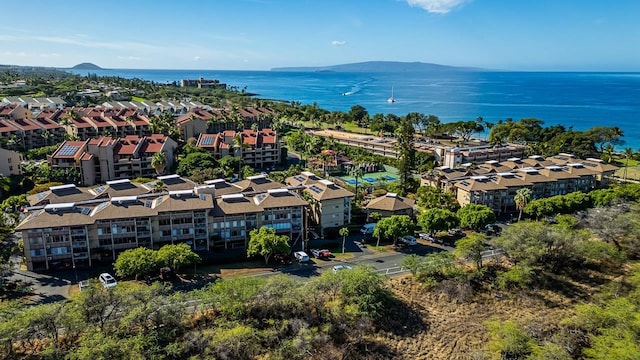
[78,280,90,292]
[333,264,353,273]
[400,235,418,245]
[99,273,117,289]
[419,233,435,242]
[294,251,310,262]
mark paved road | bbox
[4,230,498,303]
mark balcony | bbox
[72,241,87,248]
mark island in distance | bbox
[271,60,484,72]
[70,62,103,70]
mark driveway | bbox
[6,266,73,304]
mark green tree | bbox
[418,208,458,236]
[339,227,349,254]
[247,226,291,265]
[623,147,634,180]
[114,247,158,279]
[350,166,364,202]
[156,243,201,271]
[151,151,167,175]
[338,265,390,318]
[454,233,487,269]
[217,155,243,178]
[456,204,496,231]
[151,180,167,193]
[485,320,534,360]
[415,186,460,212]
[176,152,217,177]
[373,215,414,246]
[348,105,369,128]
[514,187,533,222]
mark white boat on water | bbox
[387,86,395,103]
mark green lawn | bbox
[131,96,147,102]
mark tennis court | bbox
[340,171,399,185]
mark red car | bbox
[318,249,332,258]
[311,249,332,258]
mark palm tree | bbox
[603,144,615,164]
[41,130,53,146]
[151,151,167,175]
[623,147,634,180]
[339,227,349,254]
[232,134,249,177]
[514,188,533,222]
[350,166,364,203]
[152,180,167,193]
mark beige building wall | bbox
[0,148,23,176]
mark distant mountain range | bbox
[271,61,483,72]
[70,62,103,70]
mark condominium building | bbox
[176,107,274,140]
[286,171,354,235]
[452,155,618,214]
[180,77,227,89]
[441,144,527,168]
[59,107,153,139]
[196,129,281,169]
[0,105,66,150]
[49,134,177,186]
[17,185,307,271]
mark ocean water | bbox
[68,69,640,149]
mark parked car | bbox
[317,249,332,258]
[448,228,463,236]
[418,233,435,242]
[99,273,117,289]
[482,224,502,235]
[333,264,353,273]
[294,251,310,262]
[360,223,377,235]
[78,280,90,292]
[399,235,417,246]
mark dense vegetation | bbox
[0,266,393,359]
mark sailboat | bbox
[387,86,395,103]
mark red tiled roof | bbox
[81,152,93,161]
[0,119,19,132]
[142,135,166,153]
[242,130,258,145]
[260,129,276,144]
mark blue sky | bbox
[1,0,638,71]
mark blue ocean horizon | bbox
[69,68,640,150]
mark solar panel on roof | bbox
[201,136,215,146]
[36,191,49,200]
[309,185,323,194]
[80,207,91,215]
[293,176,305,182]
[91,201,110,215]
[93,186,107,195]
[460,181,470,186]
[58,144,79,156]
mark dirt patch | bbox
[374,274,595,360]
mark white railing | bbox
[374,248,505,277]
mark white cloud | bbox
[117,55,143,61]
[193,56,201,61]
[331,40,347,46]
[406,0,469,14]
